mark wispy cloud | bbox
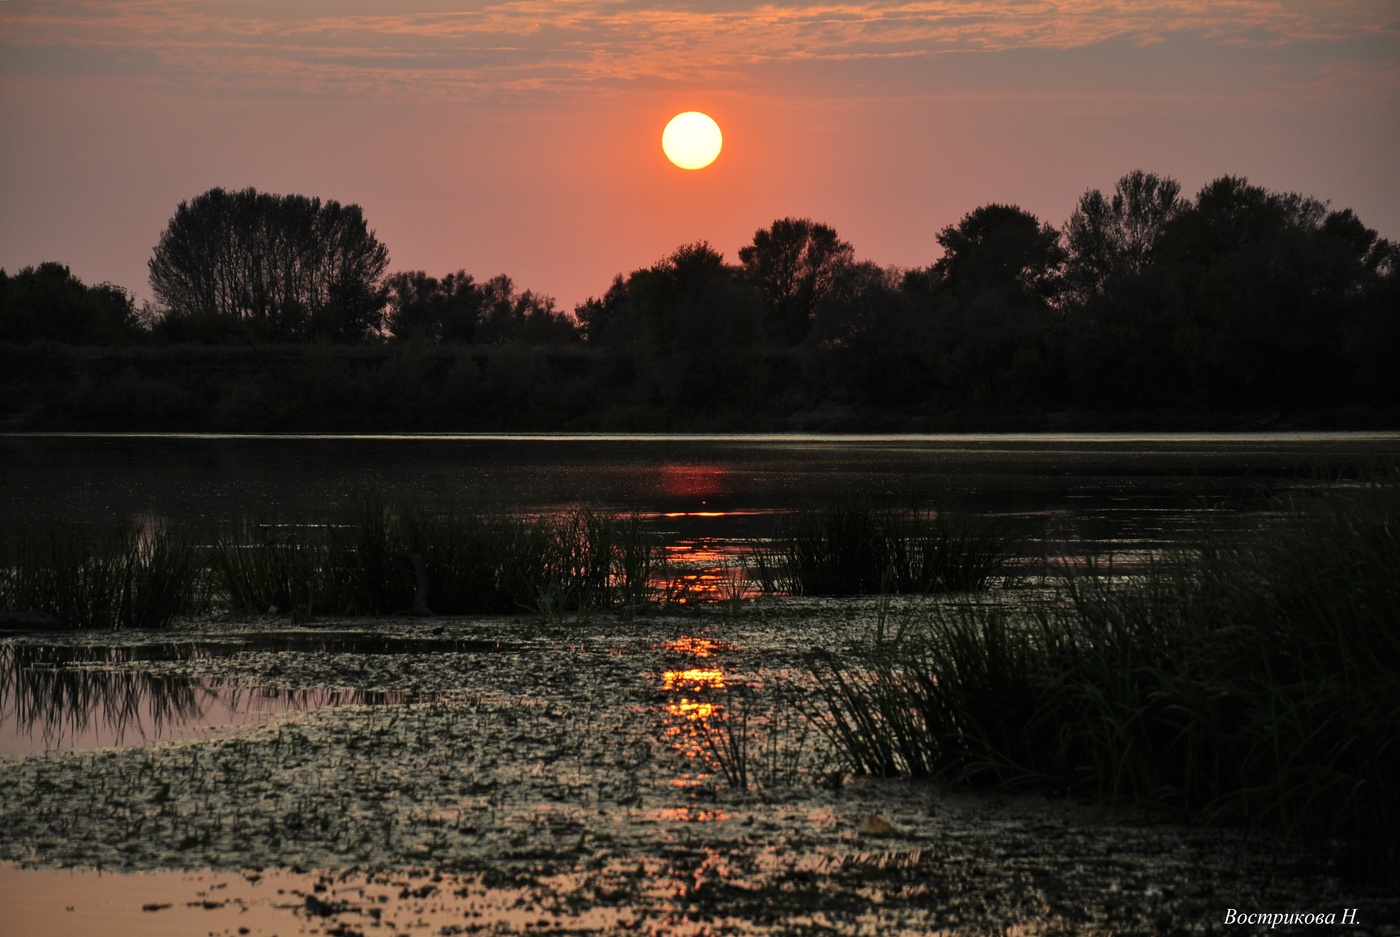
[3,0,1396,100]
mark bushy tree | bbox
[0,262,141,344]
[385,270,483,342]
[898,205,1065,407]
[1057,175,1398,410]
[809,262,937,406]
[1153,176,1396,405]
[1063,170,1184,304]
[149,187,390,342]
[739,218,854,344]
[476,275,577,345]
[386,270,576,345]
[575,242,764,410]
[931,204,1065,304]
[573,274,632,346]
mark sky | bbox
[2,1,1398,314]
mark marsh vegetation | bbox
[3,438,1398,931]
[812,478,1400,883]
[2,496,1022,628]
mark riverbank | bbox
[5,342,1399,434]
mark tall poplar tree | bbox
[149,187,390,342]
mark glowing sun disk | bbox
[662,112,722,170]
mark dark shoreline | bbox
[4,342,1400,435]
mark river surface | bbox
[5,430,1398,548]
[2,433,1398,934]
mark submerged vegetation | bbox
[811,477,1400,882]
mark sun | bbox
[662,112,722,170]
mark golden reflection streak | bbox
[660,637,731,658]
[659,644,732,786]
[662,669,726,692]
[655,807,729,823]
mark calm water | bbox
[4,433,1400,932]
[5,431,1398,549]
[4,432,1399,754]
[0,636,474,756]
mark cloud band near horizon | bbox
[3,1,1397,101]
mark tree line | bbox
[3,173,1397,424]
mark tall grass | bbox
[755,499,1016,596]
[691,684,821,792]
[144,499,659,619]
[4,499,658,624]
[392,503,654,615]
[209,520,337,617]
[0,520,207,629]
[811,478,1400,881]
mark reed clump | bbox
[0,520,207,629]
[5,499,657,624]
[207,500,657,617]
[812,478,1400,882]
[207,498,545,617]
[754,499,1016,596]
[394,503,653,615]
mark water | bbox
[5,431,1397,551]
[3,431,1398,756]
[4,433,1400,931]
[0,638,453,756]
[4,613,1396,932]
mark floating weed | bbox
[4,610,1399,931]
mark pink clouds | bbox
[1,1,1396,313]
[4,1,1395,101]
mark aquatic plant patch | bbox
[4,499,662,627]
[3,610,1398,934]
[811,480,1400,884]
[758,500,1018,597]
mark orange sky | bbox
[2,1,1397,312]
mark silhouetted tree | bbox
[385,270,484,342]
[809,262,936,406]
[0,263,141,344]
[574,274,632,345]
[149,187,390,342]
[897,205,1065,407]
[1055,175,1399,411]
[387,270,575,345]
[477,275,577,345]
[1150,175,1396,406]
[931,204,1065,304]
[576,242,763,410]
[1063,170,1184,305]
[739,218,854,344]
[628,242,731,348]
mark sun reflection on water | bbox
[659,637,734,658]
[657,637,738,790]
[655,807,730,824]
[662,669,726,692]
[658,540,756,604]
